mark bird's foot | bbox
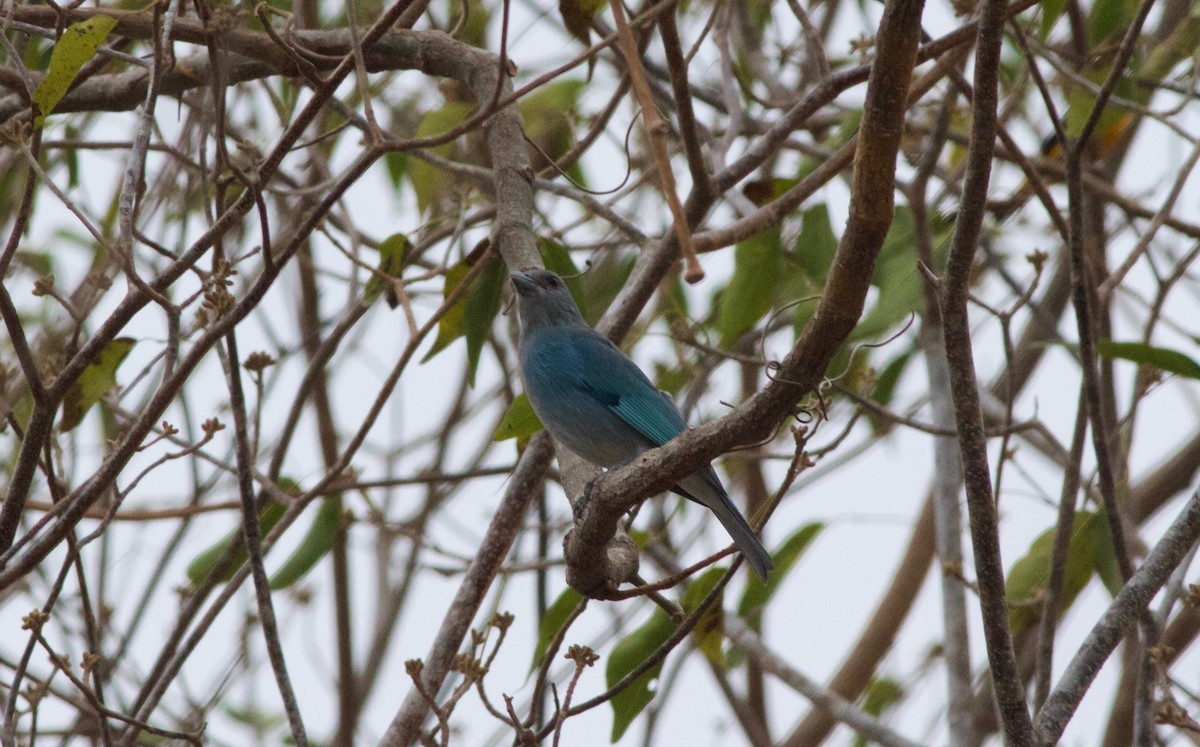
[574,475,598,521]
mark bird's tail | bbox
[678,470,773,581]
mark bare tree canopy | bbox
[3,0,1200,744]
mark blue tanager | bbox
[511,269,772,579]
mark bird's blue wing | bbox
[567,331,686,447]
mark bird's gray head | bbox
[511,269,587,332]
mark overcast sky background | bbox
[4,0,1200,744]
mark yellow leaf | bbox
[33,16,118,128]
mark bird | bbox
[995,111,1135,218]
[510,268,773,579]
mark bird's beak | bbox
[510,271,537,295]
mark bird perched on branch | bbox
[994,111,1135,218]
[510,268,772,580]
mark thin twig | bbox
[220,332,310,747]
[1033,389,1089,713]
[607,0,700,281]
[726,618,924,747]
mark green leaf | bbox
[5,389,34,438]
[738,523,825,619]
[782,264,823,335]
[682,567,726,663]
[272,76,300,120]
[1006,512,1101,634]
[423,262,472,362]
[607,610,674,742]
[493,393,544,444]
[745,0,774,29]
[365,233,411,308]
[660,274,690,324]
[862,676,905,716]
[60,337,136,432]
[879,205,917,255]
[521,80,587,184]
[462,255,507,387]
[521,79,586,122]
[852,206,940,342]
[581,254,635,326]
[1040,0,1069,38]
[558,0,606,44]
[866,350,915,433]
[187,501,288,586]
[626,528,652,550]
[409,102,474,214]
[384,152,408,189]
[1138,6,1200,86]
[717,227,782,348]
[65,125,81,187]
[221,703,286,732]
[1064,62,1137,144]
[421,247,503,378]
[1089,0,1134,45]
[653,364,692,397]
[870,350,913,408]
[852,677,906,747]
[451,0,491,48]
[530,587,585,672]
[1097,340,1200,381]
[13,250,54,276]
[269,496,343,590]
[793,204,839,281]
[539,237,585,312]
[1087,510,1123,596]
[32,16,117,127]
[741,177,799,207]
[186,478,299,586]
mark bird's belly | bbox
[552,421,642,467]
[525,385,645,468]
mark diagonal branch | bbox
[1035,489,1200,744]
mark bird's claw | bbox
[574,475,597,521]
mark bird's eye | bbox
[547,276,560,287]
